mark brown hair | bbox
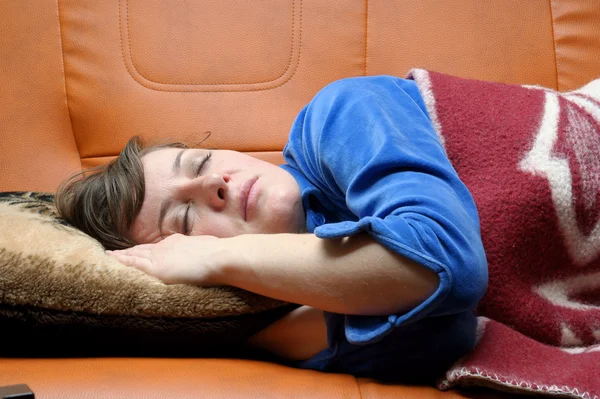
[55,136,187,250]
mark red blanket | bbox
[407,69,600,397]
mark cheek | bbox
[129,222,163,244]
[193,214,242,238]
[269,183,301,209]
[265,190,303,224]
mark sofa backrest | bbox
[1,0,599,192]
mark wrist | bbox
[216,234,257,286]
[185,235,243,286]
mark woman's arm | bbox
[281,76,487,318]
[247,305,328,360]
[222,232,439,316]
[109,232,439,316]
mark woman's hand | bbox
[107,234,229,286]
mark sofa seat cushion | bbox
[0,357,519,399]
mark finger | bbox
[122,246,153,259]
[108,251,153,271]
[110,243,151,253]
[128,243,155,250]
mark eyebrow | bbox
[157,149,186,237]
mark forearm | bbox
[248,305,328,360]
[221,233,439,316]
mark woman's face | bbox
[129,148,306,244]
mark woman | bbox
[56,76,488,383]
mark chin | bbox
[262,212,303,234]
[262,193,304,234]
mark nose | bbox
[179,173,230,211]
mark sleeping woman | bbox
[55,75,488,383]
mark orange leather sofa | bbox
[1,1,598,398]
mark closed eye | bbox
[182,203,192,235]
[182,152,212,235]
[195,152,212,176]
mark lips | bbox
[240,177,258,221]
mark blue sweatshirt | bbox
[279,76,488,382]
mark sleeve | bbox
[283,76,488,344]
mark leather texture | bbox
[366,0,558,86]
[2,0,599,190]
[0,358,518,399]
[1,0,599,397]
[0,1,81,191]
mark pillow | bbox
[0,192,294,357]
[408,69,600,347]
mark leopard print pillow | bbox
[0,192,292,356]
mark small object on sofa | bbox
[0,384,34,399]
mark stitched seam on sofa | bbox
[55,0,82,169]
[125,0,294,85]
[548,0,560,91]
[353,376,364,399]
[117,0,303,92]
[364,0,368,76]
[119,0,303,90]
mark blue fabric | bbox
[278,76,488,381]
